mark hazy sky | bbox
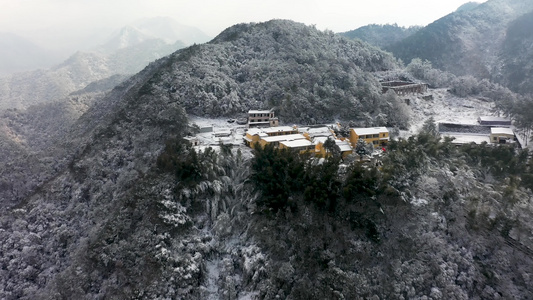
[1,0,486,44]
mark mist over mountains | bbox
[0,17,209,110]
[0,17,210,78]
[0,33,63,75]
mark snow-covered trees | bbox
[141,20,402,125]
[2,18,533,300]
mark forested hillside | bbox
[140,20,403,125]
[385,0,533,94]
[339,24,421,49]
[497,9,533,94]
[1,19,532,299]
[0,20,401,298]
[0,38,184,110]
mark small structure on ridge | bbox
[248,109,279,128]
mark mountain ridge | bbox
[384,0,533,94]
[0,37,184,110]
[339,24,421,49]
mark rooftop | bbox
[262,134,307,143]
[246,128,266,136]
[280,139,313,148]
[335,140,353,152]
[306,127,334,137]
[352,127,389,135]
[262,126,296,134]
[249,110,272,114]
[313,136,329,145]
[478,116,511,122]
[491,127,514,135]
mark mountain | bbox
[456,1,483,12]
[139,20,401,125]
[1,20,532,299]
[0,33,62,75]
[385,0,533,94]
[0,18,401,209]
[0,20,399,298]
[339,24,421,49]
[130,16,211,45]
[0,37,184,110]
[497,9,533,94]
[0,18,201,110]
[97,26,156,54]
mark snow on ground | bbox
[204,258,221,300]
[441,133,491,145]
[405,89,494,133]
[189,116,247,146]
[189,88,530,150]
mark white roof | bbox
[335,140,353,152]
[249,110,271,114]
[262,134,307,143]
[307,127,334,137]
[246,128,264,136]
[479,116,511,122]
[491,127,514,135]
[313,136,329,145]
[280,139,313,148]
[262,126,296,134]
[308,127,333,133]
[215,128,232,133]
[351,127,388,135]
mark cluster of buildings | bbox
[381,80,428,96]
[478,116,516,144]
[243,109,389,158]
[439,116,517,146]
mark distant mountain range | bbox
[0,16,212,110]
[341,0,533,95]
[339,24,421,49]
[0,39,183,110]
[0,17,211,77]
[385,0,533,94]
[129,16,211,45]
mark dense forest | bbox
[383,0,533,95]
[339,24,421,49]
[140,20,404,125]
[0,15,533,300]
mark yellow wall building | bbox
[258,134,307,149]
[244,128,268,148]
[314,137,353,158]
[244,127,300,149]
[248,109,279,127]
[349,127,389,149]
[490,127,515,144]
[279,139,314,154]
[262,126,298,136]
